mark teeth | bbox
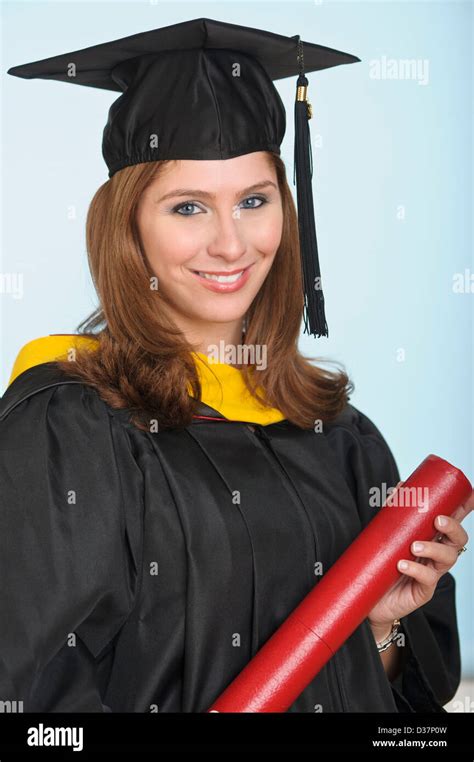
[196,270,244,283]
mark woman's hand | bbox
[368,481,473,641]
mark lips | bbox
[188,263,254,293]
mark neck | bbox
[174,316,247,366]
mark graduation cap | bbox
[7,17,360,338]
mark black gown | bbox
[0,362,461,713]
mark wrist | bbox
[371,618,402,652]
[370,620,394,643]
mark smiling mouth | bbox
[189,265,253,283]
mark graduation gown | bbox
[0,357,461,713]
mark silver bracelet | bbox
[377,619,401,652]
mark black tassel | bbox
[293,39,328,338]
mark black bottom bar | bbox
[0,712,473,758]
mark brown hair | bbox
[55,152,354,432]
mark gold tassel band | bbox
[296,84,313,119]
[296,84,308,102]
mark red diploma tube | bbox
[207,454,472,713]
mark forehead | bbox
[152,152,274,191]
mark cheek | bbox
[248,205,283,256]
[141,217,199,273]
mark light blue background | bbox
[1,1,473,675]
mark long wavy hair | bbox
[55,151,354,431]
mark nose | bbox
[206,208,247,264]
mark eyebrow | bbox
[155,180,277,204]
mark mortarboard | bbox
[7,17,360,338]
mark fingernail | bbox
[398,560,409,570]
[413,542,424,552]
[437,515,448,527]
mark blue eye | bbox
[173,202,201,216]
[172,195,268,216]
[240,195,267,209]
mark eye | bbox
[172,195,268,216]
[173,202,202,216]
[240,195,267,209]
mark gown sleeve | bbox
[0,378,140,711]
[325,404,462,713]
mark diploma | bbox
[207,454,472,713]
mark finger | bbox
[411,539,458,572]
[449,491,474,523]
[450,503,472,524]
[397,558,439,598]
[434,515,469,548]
[462,489,474,513]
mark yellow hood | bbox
[7,335,285,425]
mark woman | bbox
[1,18,471,713]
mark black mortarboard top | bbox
[8,17,360,338]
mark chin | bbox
[186,296,252,324]
[193,308,248,326]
